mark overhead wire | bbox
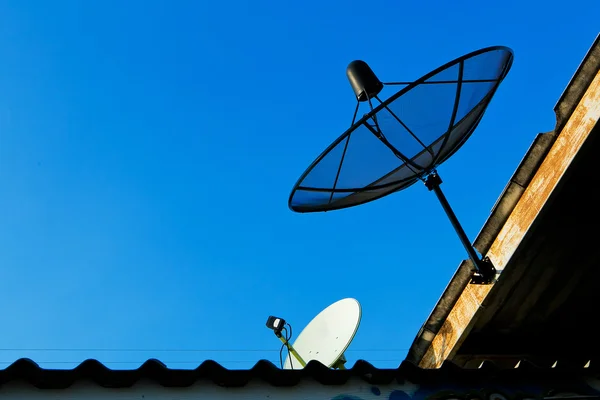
[0,344,408,368]
[285,323,293,370]
[0,348,408,352]
[0,359,402,365]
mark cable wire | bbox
[285,323,294,370]
[278,327,288,369]
[0,348,408,352]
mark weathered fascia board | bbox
[2,375,600,400]
[554,33,600,134]
[407,132,555,365]
[417,67,600,369]
[473,130,556,255]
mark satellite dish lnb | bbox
[266,298,361,369]
[288,46,514,285]
[347,60,384,102]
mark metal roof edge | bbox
[473,131,556,254]
[554,33,600,134]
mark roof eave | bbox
[406,33,600,367]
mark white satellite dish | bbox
[266,298,362,370]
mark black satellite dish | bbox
[289,46,514,284]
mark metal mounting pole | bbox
[424,173,496,284]
[275,333,307,368]
[332,354,348,370]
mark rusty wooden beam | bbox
[417,68,600,368]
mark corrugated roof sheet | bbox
[0,358,597,389]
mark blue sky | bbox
[0,0,597,370]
